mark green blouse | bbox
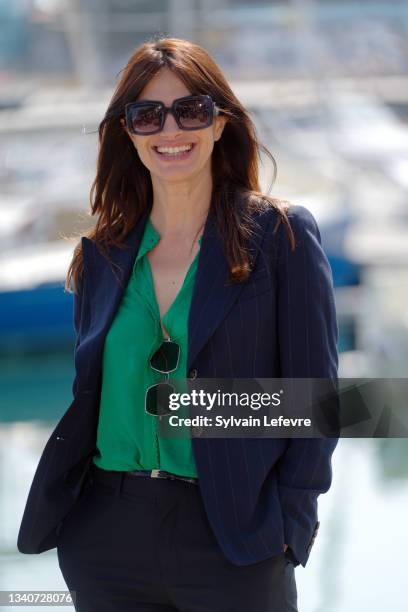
[92,217,201,478]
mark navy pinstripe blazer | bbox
[17,202,339,569]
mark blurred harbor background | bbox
[1,1,408,610]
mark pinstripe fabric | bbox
[17,202,339,572]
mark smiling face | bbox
[121,68,227,184]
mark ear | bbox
[214,114,228,142]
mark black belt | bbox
[91,464,199,487]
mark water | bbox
[0,351,75,424]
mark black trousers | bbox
[57,465,298,612]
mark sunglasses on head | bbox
[124,94,221,135]
[145,337,181,418]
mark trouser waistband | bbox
[90,463,199,488]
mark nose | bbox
[161,109,180,133]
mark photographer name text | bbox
[168,415,312,429]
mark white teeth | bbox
[156,144,193,154]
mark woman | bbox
[17,37,339,611]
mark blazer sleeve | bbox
[276,204,339,568]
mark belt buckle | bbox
[151,469,176,482]
[150,469,163,479]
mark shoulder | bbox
[267,202,319,235]
[68,236,89,298]
[270,203,321,250]
[286,204,320,237]
[252,199,320,251]
[286,203,318,227]
[250,196,319,233]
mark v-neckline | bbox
[146,246,201,339]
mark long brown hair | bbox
[65,36,295,295]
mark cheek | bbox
[196,136,215,161]
[132,139,153,169]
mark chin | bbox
[153,164,198,181]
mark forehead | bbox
[136,68,192,104]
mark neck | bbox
[149,171,212,242]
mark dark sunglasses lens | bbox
[128,104,162,133]
[176,97,211,129]
[146,382,174,416]
[150,341,180,373]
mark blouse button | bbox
[188,368,198,380]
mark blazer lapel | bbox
[81,204,268,375]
